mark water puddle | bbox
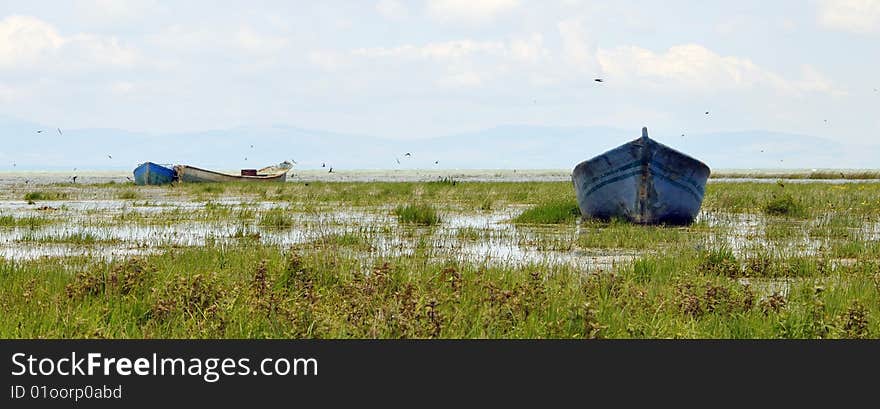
[1,196,877,273]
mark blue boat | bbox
[571,127,710,225]
[133,162,177,185]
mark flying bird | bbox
[57,128,62,136]
[328,167,333,173]
[244,157,247,161]
[396,158,401,165]
[434,160,439,164]
[705,111,709,115]
[594,78,603,82]
[108,154,112,159]
[72,175,77,183]
[404,152,412,157]
[322,162,326,168]
[250,145,254,149]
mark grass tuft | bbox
[394,204,440,225]
[763,193,806,217]
[23,191,68,201]
[259,208,294,229]
[513,200,580,224]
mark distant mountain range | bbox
[1,116,877,171]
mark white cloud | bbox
[0,83,16,102]
[427,0,520,22]
[354,40,506,60]
[557,18,599,74]
[818,0,880,33]
[308,50,348,71]
[346,35,548,88]
[110,81,135,94]
[75,0,162,22]
[235,26,289,54]
[376,0,408,20]
[353,36,546,62]
[0,15,138,70]
[0,15,65,68]
[596,44,842,95]
[149,24,289,57]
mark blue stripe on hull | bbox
[572,129,710,225]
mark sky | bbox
[1,1,879,155]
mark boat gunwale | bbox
[176,164,288,181]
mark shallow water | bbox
[2,175,877,269]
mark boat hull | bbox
[133,162,176,185]
[571,129,710,225]
[175,165,287,183]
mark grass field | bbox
[1,179,878,338]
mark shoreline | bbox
[2,168,880,185]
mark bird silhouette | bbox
[108,154,112,159]
[72,175,77,183]
[244,157,247,161]
[57,128,62,136]
[328,167,333,173]
[705,111,709,115]
[434,160,439,164]
[322,162,326,168]
[36,130,42,133]
[396,158,401,164]
[404,152,412,157]
[594,78,603,82]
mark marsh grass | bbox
[395,204,440,225]
[23,191,68,201]
[2,179,880,339]
[513,200,579,224]
[577,219,698,249]
[0,215,52,228]
[3,242,877,338]
[18,231,122,245]
[259,208,294,229]
[763,193,807,218]
[116,190,141,200]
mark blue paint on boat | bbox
[133,162,177,185]
[571,127,710,225]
